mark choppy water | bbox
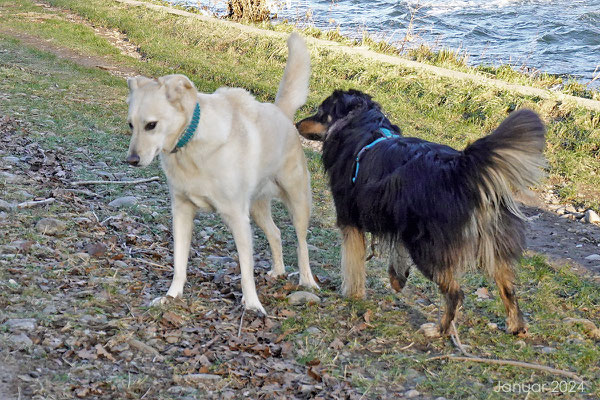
[170,0,600,88]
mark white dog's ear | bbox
[127,76,154,91]
[158,75,194,104]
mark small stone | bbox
[435,397,448,400]
[114,260,128,268]
[584,210,600,224]
[487,322,498,330]
[556,207,566,215]
[329,338,344,350]
[287,291,321,305]
[108,196,137,208]
[3,156,20,164]
[84,243,107,257]
[0,199,13,211]
[4,318,37,332]
[74,252,91,261]
[585,254,600,261]
[36,218,66,235]
[419,322,440,338]
[174,374,222,384]
[0,171,19,183]
[9,333,33,348]
[541,346,556,354]
[565,205,577,213]
[206,255,235,265]
[405,389,420,398]
[306,326,321,334]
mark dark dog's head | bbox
[296,90,378,141]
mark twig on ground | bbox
[427,354,584,383]
[135,258,172,271]
[400,342,414,351]
[15,198,55,209]
[450,320,471,357]
[70,176,160,186]
[238,309,246,337]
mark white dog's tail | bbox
[275,32,310,120]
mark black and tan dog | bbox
[297,90,546,335]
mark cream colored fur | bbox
[125,33,317,314]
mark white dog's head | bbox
[126,75,197,166]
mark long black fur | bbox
[297,89,546,335]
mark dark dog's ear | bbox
[296,119,327,141]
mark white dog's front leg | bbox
[151,197,196,306]
[222,210,266,315]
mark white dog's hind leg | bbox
[222,209,266,315]
[150,198,196,306]
[251,197,285,277]
[280,175,319,290]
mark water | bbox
[170,0,600,88]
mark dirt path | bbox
[2,23,599,278]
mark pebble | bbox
[541,346,556,354]
[306,326,321,335]
[487,322,498,330]
[3,318,37,332]
[9,333,33,348]
[585,254,600,261]
[108,196,137,208]
[405,389,420,398]
[174,373,222,384]
[0,199,12,211]
[113,260,128,268]
[36,218,67,236]
[435,398,448,400]
[287,291,321,305]
[0,171,19,183]
[3,156,20,164]
[206,255,235,265]
[584,210,600,224]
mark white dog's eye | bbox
[145,121,157,131]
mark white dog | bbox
[125,33,317,313]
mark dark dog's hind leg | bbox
[341,226,366,298]
[434,270,464,335]
[388,243,412,292]
[494,262,527,335]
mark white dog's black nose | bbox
[126,153,140,166]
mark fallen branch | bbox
[70,176,160,186]
[16,198,55,209]
[450,321,471,357]
[428,354,584,383]
[238,308,246,337]
[135,258,172,271]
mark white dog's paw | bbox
[149,295,175,307]
[267,267,286,278]
[299,274,320,290]
[242,296,267,316]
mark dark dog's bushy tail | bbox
[275,32,310,120]
[463,109,546,217]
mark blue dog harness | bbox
[171,103,201,153]
[352,127,398,183]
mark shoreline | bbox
[123,0,600,112]
[161,0,600,96]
